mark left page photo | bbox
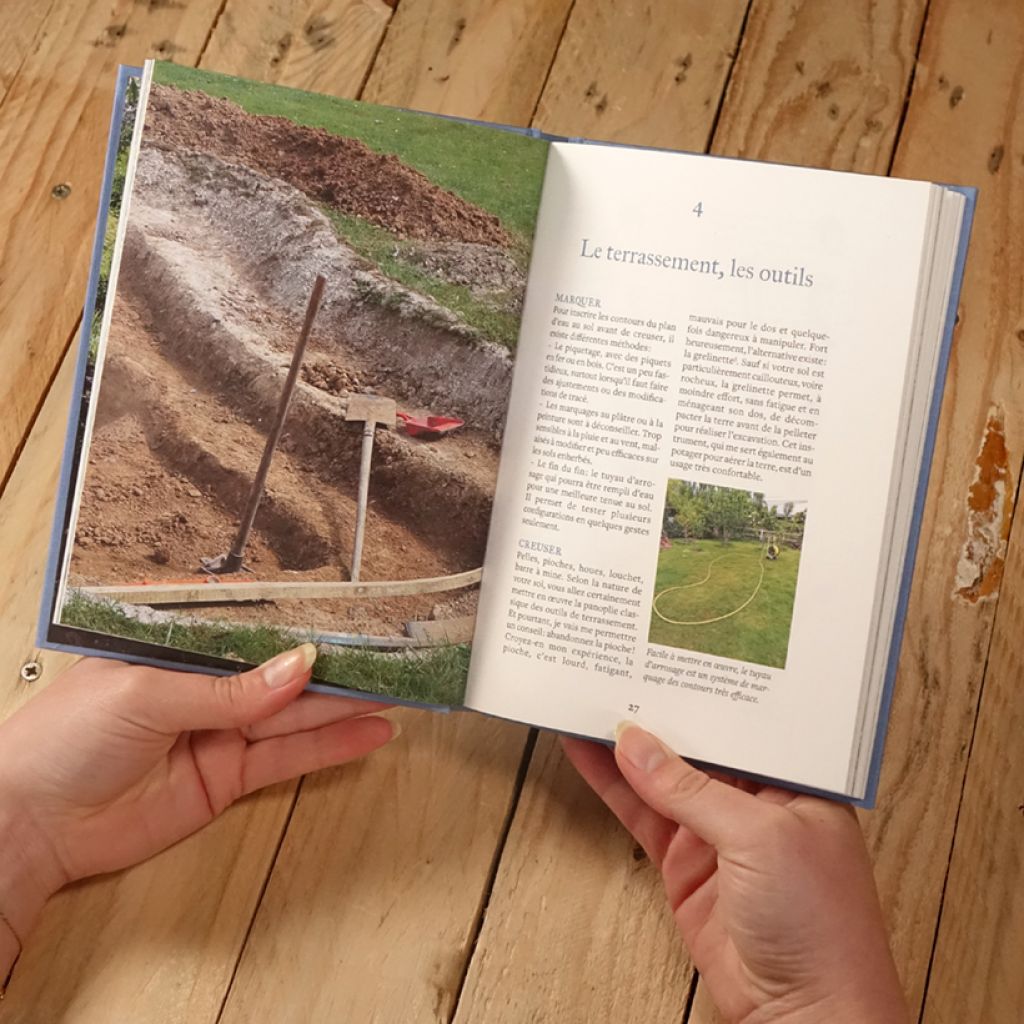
[43,61,550,707]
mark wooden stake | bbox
[343,394,396,582]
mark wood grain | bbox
[535,0,748,149]
[0,0,57,108]
[860,0,1024,1012]
[714,0,928,172]
[362,0,574,121]
[453,735,694,1023]
[921,456,1024,1023]
[218,712,529,1024]
[452,7,747,1021]
[691,0,1024,1020]
[0,349,303,1024]
[0,0,225,493]
[213,4,572,1019]
[0,0,400,1018]
[0,350,80,722]
[202,0,393,96]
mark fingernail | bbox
[262,643,317,689]
[616,722,671,773]
[388,720,402,741]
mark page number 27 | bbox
[692,201,704,218]
[627,703,640,714]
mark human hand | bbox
[563,725,908,1024]
[0,647,397,957]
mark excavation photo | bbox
[649,481,806,669]
[59,64,550,704]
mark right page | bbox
[466,141,940,797]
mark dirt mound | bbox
[131,146,515,440]
[144,84,512,248]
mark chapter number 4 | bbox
[692,201,704,218]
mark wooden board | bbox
[451,5,748,1020]
[690,0,1024,1020]
[81,567,482,605]
[856,0,1024,1014]
[534,0,748,149]
[212,4,571,1019]
[0,0,227,494]
[217,711,528,1023]
[202,0,393,96]
[0,348,303,1024]
[713,0,928,173]
[0,0,56,109]
[405,615,477,644]
[0,1,400,1018]
[921,450,1024,1022]
[453,734,694,1023]
[362,0,574,121]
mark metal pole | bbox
[215,274,326,574]
[350,420,376,582]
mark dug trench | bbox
[70,144,515,637]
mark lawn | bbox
[322,207,523,350]
[61,593,469,706]
[648,539,801,669]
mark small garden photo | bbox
[648,481,806,669]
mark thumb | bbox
[127,643,319,734]
[613,722,763,850]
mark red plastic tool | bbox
[396,411,465,440]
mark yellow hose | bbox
[652,547,767,627]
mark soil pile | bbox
[144,84,512,248]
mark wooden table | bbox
[1,2,1021,1021]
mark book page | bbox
[466,142,936,795]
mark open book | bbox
[39,61,974,804]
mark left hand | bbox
[0,646,397,946]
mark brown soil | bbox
[73,292,475,636]
[144,84,512,248]
[68,138,517,637]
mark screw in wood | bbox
[51,183,72,199]
[19,661,41,683]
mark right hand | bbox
[563,724,908,1024]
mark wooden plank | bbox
[452,5,749,1021]
[894,1,1024,1019]
[80,567,482,605]
[213,3,571,1020]
[0,0,57,109]
[405,615,476,644]
[0,349,301,1024]
[534,0,749,149]
[0,3,402,1020]
[453,734,694,1023]
[362,0,574,121]
[0,348,80,723]
[690,0,1024,1020]
[217,712,528,1024]
[0,0,226,492]
[919,455,1024,1022]
[712,0,928,172]
[202,0,393,97]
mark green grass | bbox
[648,540,801,668]
[61,593,470,706]
[153,62,550,242]
[324,208,522,350]
[89,125,132,356]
